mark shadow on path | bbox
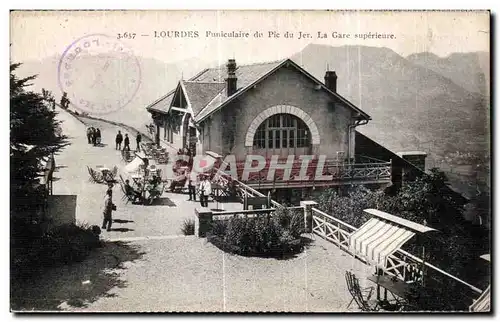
[109,228,135,232]
[146,197,177,207]
[11,240,145,311]
[113,219,135,224]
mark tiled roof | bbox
[194,60,285,120]
[191,60,284,88]
[146,90,175,113]
[182,81,226,116]
[146,60,284,117]
[146,58,370,122]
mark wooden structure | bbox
[203,152,484,309]
[349,209,438,285]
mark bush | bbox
[180,219,195,235]
[208,207,305,257]
[11,223,101,280]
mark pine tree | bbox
[10,63,69,222]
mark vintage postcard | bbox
[9,10,490,313]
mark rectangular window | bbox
[289,130,295,148]
[254,127,266,149]
[269,115,280,128]
[268,130,274,149]
[275,130,280,149]
[296,129,303,147]
[282,130,287,148]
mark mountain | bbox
[406,51,490,96]
[14,55,209,132]
[292,44,489,195]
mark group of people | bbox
[86,127,102,146]
[177,147,193,157]
[115,131,142,152]
[123,179,143,204]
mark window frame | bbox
[252,113,310,150]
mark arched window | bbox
[253,114,310,149]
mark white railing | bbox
[233,160,392,185]
[339,162,392,180]
[311,208,357,252]
[310,206,483,302]
[211,153,483,304]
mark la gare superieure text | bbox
[117,30,395,40]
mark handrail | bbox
[311,207,484,295]
[213,208,275,216]
[211,153,482,296]
[233,160,392,169]
[397,249,483,294]
[311,207,357,231]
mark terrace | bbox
[189,164,485,311]
[215,155,392,189]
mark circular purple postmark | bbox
[58,33,141,115]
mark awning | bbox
[349,209,438,267]
[470,285,490,312]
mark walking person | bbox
[123,134,130,151]
[136,133,142,152]
[187,172,198,201]
[199,175,212,207]
[101,189,115,232]
[115,131,123,150]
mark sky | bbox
[10,10,490,65]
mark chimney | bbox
[226,59,237,96]
[324,71,337,93]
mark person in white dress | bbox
[199,175,212,207]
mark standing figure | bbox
[115,131,123,150]
[187,172,198,201]
[95,128,102,145]
[199,175,212,207]
[86,127,92,144]
[136,133,142,152]
[123,134,130,151]
[92,127,97,146]
[101,189,114,231]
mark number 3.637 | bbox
[117,32,136,40]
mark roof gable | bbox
[172,82,189,110]
[182,81,226,116]
[146,90,175,113]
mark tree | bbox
[10,63,69,223]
